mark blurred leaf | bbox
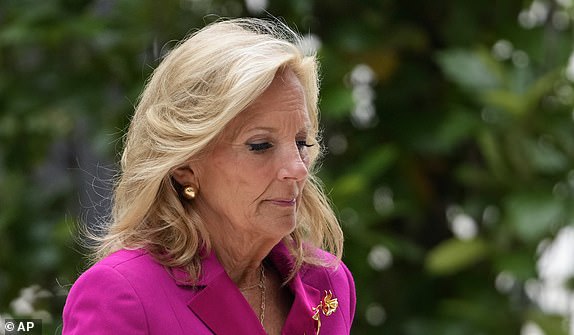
[481,90,526,115]
[504,191,563,242]
[477,129,509,181]
[426,238,490,275]
[523,69,562,113]
[333,173,367,200]
[527,310,568,335]
[520,137,569,174]
[494,251,536,280]
[481,69,561,116]
[332,145,398,199]
[360,145,399,178]
[415,106,479,153]
[436,48,501,92]
[320,86,354,120]
[454,163,498,189]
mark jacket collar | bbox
[172,241,320,335]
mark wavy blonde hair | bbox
[92,18,343,281]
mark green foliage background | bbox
[1,0,574,334]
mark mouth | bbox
[267,198,297,207]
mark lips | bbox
[267,198,297,207]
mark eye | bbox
[296,140,314,151]
[248,142,273,152]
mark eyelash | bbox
[297,140,314,149]
[248,143,273,152]
[247,141,315,152]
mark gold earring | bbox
[183,186,196,199]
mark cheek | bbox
[302,152,311,167]
[198,152,239,198]
[211,152,269,196]
[304,146,319,167]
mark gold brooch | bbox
[312,290,338,335]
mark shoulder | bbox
[67,248,170,301]
[302,251,355,294]
[70,249,166,291]
[62,249,166,335]
[93,249,163,275]
[95,248,157,272]
[302,247,354,289]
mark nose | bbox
[277,145,309,181]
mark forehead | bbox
[225,69,311,138]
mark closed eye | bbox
[248,142,273,152]
[296,140,314,150]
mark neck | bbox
[209,228,280,287]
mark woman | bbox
[63,18,355,335]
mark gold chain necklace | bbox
[259,265,266,325]
[238,265,266,325]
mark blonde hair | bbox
[92,18,343,281]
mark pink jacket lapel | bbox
[172,241,326,335]
[282,271,320,334]
[187,273,267,335]
[269,242,321,334]
[174,252,266,335]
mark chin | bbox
[271,217,297,237]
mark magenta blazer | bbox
[62,241,356,334]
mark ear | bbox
[171,163,198,187]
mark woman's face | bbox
[190,69,313,240]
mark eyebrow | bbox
[225,108,313,141]
[243,126,277,133]
[241,124,312,136]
